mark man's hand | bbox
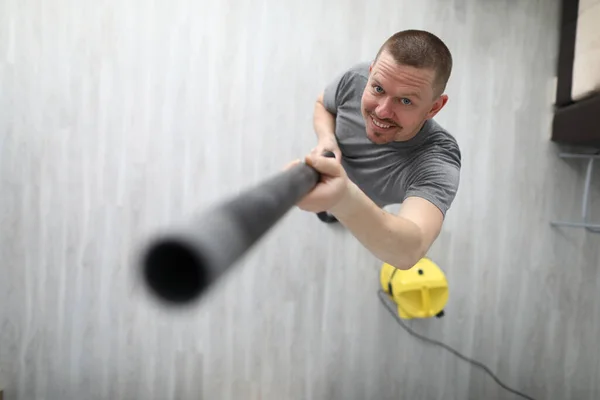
[289,153,442,269]
[295,152,350,213]
[286,150,443,270]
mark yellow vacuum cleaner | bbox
[379,257,448,319]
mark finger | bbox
[305,154,342,177]
[317,147,341,162]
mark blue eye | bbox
[401,98,412,105]
[373,85,384,94]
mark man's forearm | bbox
[329,181,425,269]
[313,93,337,143]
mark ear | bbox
[426,94,448,119]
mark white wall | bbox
[4,1,598,400]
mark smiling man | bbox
[296,29,461,270]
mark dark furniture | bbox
[551,0,600,148]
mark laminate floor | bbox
[2,0,599,399]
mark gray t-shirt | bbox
[323,61,461,216]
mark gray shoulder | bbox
[327,61,371,108]
[346,61,372,79]
[334,61,371,87]
[423,121,462,168]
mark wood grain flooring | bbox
[2,0,599,399]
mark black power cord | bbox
[377,290,537,400]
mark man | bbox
[295,29,461,271]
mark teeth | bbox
[372,117,391,129]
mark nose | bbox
[374,97,394,120]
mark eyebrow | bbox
[372,77,422,100]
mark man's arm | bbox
[330,181,443,270]
[313,91,336,142]
[312,91,341,160]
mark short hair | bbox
[374,30,453,97]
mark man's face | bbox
[361,50,448,144]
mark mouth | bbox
[370,114,396,130]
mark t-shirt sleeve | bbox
[403,141,461,217]
[323,62,369,115]
[322,69,349,115]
